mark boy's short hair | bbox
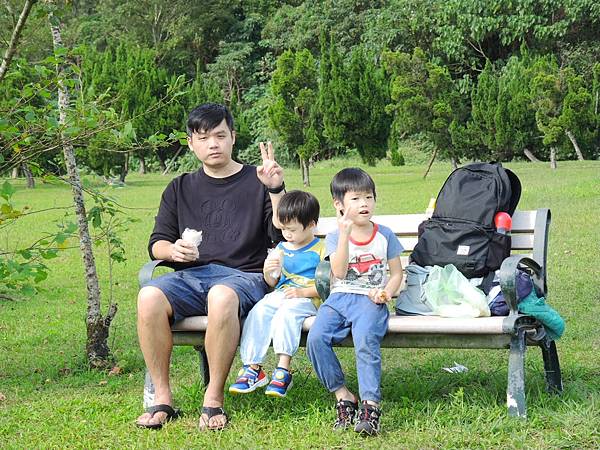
[330,167,377,202]
[277,190,320,229]
[187,103,234,135]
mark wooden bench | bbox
[139,209,562,418]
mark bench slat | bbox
[315,211,537,237]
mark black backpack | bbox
[411,162,521,283]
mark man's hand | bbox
[170,239,199,262]
[256,141,284,189]
[368,288,391,304]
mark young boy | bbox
[306,168,403,436]
[229,190,326,398]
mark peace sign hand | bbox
[256,141,284,189]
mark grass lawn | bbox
[1,159,599,449]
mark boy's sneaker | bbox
[333,399,358,430]
[354,401,382,436]
[265,367,293,398]
[228,365,268,394]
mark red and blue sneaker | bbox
[228,365,268,394]
[265,367,293,398]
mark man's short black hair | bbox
[187,103,234,135]
[330,167,377,202]
[277,190,320,229]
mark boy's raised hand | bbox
[337,204,357,236]
[256,141,284,189]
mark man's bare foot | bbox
[198,406,228,431]
[135,392,174,428]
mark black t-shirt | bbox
[148,165,282,273]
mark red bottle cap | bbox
[494,212,512,231]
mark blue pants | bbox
[306,292,389,403]
[240,290,317,364]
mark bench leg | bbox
[540,338,563,393]
[143,368,155,409]
[194,345,210,386]
[507,330,527,418]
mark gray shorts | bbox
[144,263,269,323]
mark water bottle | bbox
[494,212,512,235]
[266,248,284,278]
[143,371,155,408]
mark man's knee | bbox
[207,285,239,319]
[137,286,172,320]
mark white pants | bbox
[240,290,317,365]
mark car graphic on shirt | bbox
[346,253,385,284]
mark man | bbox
[135,103,285,430]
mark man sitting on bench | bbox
[135,103,285,430]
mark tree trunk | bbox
[22,163,34,188]
[119,152,129,183]
[565,130,585,161]
[138,155,146,174]
[11,166,19,178]
[550,147,557,169]
[162,144,183,175]
[450,157,459,170]
[422,147,438,179]
[523,148,541,162]
[50,15,116,369]
[301,158,310,187]
[0,0,37,82]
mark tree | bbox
[321,39,390,166]
[268,49,319,185]
[0,0,37,82]
[383,47,459,176]
[531,56,596,165]
[49,11,116,368]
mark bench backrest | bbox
[314,209,551,291]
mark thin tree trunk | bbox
[565,130,585,161]
[422,147,438,179]
[119,152,129,183]
[524,148,541,162]
[0,0,37,82]
[11,166,19,178]
[162,144,183,175]
[138,155,146,174]
[450,157,459,170]
[50,15,116,369]
[301,157,310,187]
[22,163,34,188]
[550,147,557,169]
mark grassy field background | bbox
[0,159,599,449]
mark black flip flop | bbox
[198,406,229,431]
[136,404,180,430]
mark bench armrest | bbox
[315,260,331,300]
[138,260,172,287]
[499,255,545,315]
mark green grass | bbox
[1,160,599,449]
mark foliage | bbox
[268,49,320,172]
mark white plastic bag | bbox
[422,264,491,318]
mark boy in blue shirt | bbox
[307,168,403,436]
[229,190,326,397]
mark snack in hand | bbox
[266,248,284,278]
[378,290,390,302]
[182,228,203,246]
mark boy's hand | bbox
[368,288,391,304]
[263,256,282,275]
[170,239,199,262]
[337,205,357,236]
[257,141,284,190]
[283,287,305,299]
